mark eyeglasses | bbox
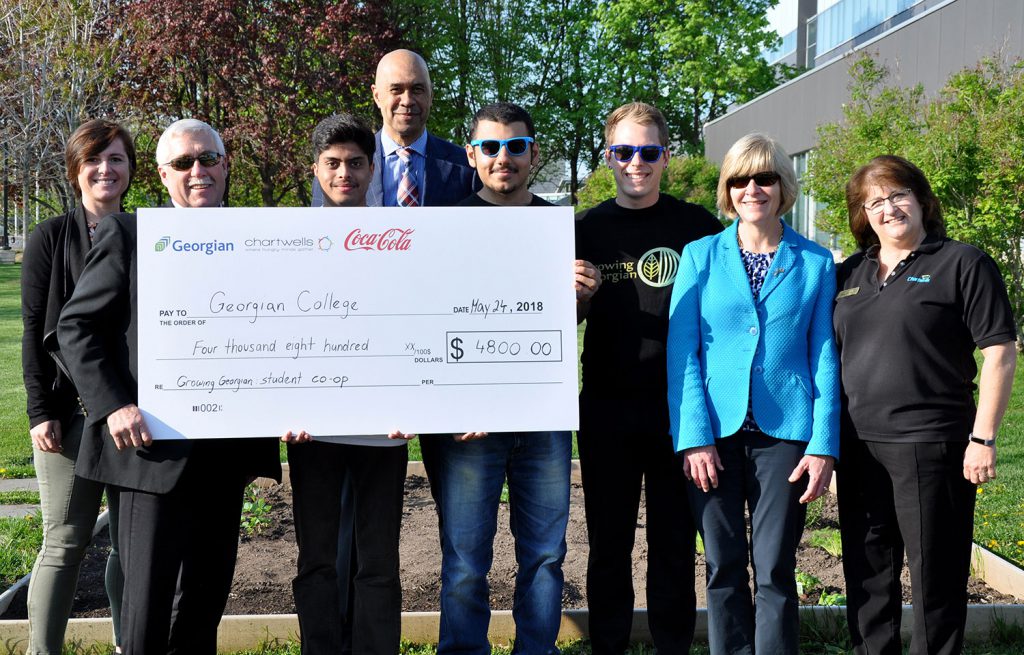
[470,137,534,157]
[863,189,912,215]
[607,144,665,163]
[726,172,781,189]
[162,151,224,171]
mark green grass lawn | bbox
[973,355,1024,564]
[0,510,42,587]
[0,264,32,477]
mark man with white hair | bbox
[155,118,228,207]
[58,119,281,654]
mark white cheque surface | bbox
[137,207,580,439]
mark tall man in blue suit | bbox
[312,49,475,207]
[367,48,476,206]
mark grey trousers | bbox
[28,413,122,654]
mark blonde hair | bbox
[716,133,797,218]
[604,102,669,147]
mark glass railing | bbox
[807,0,923,61]
[762,28,798,65]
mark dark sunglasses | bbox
[470,137,534,157]
[607,144,665,163]
[727,172,780,189]
[163,151,224,171]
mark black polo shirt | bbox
[833,236,1016,442]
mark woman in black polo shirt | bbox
[834,155,1017,655]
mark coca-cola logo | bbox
[343,227,414,251]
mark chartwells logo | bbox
[637,247,680,287]
[155,235,235,255]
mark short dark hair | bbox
[65,119,137,196]
[469,102,535,140]
[845,155,945,250]
[311,113,375,161]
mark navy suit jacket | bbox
[368,130,476,207]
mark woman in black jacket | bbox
[21,118,136,654]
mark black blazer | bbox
[57,213,281,493]
[21,206,91,427]
[367,130,477,206]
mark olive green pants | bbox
[27,414,122,654]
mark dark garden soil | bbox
[2,475,1016,620]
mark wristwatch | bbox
[969,433,996,446]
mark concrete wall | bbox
[705,0,1024,162]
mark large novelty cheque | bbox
[137,207,579,439]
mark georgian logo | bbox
[637,247,680,287]
[155,236,171,252]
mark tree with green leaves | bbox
[805,53,1024,344]
[597,0,792,154]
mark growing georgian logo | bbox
[318,236,333,251]
[155,236,171,252]
[637,247,680,287]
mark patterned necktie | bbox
[396,147,421,207]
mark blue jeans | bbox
[437,431,571,655]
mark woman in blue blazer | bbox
[666,133,840,654]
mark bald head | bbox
[372,49,433,146]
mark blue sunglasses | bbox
[608,144,666,163]
[470,137,534,157]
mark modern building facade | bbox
[705,0,1024,246]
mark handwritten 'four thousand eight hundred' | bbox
[207,289,358,323]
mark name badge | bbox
[837,287,860,299]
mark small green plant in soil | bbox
[817,591,847,606]
[809,528,843,558]
[795,568,823,598]
[804,496,825,528]
[239,485,272,536]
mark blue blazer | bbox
[367,131,477,207]
[666,220,840,459]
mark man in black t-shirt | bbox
[575,102,723,654]
[437,102,600,654]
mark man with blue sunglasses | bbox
[433,102,600,655]
[575,102,723,655]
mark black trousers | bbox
[117,453,248,655]
[838,438,976,655]
[289,440,407,655]
[577,429,696,655]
